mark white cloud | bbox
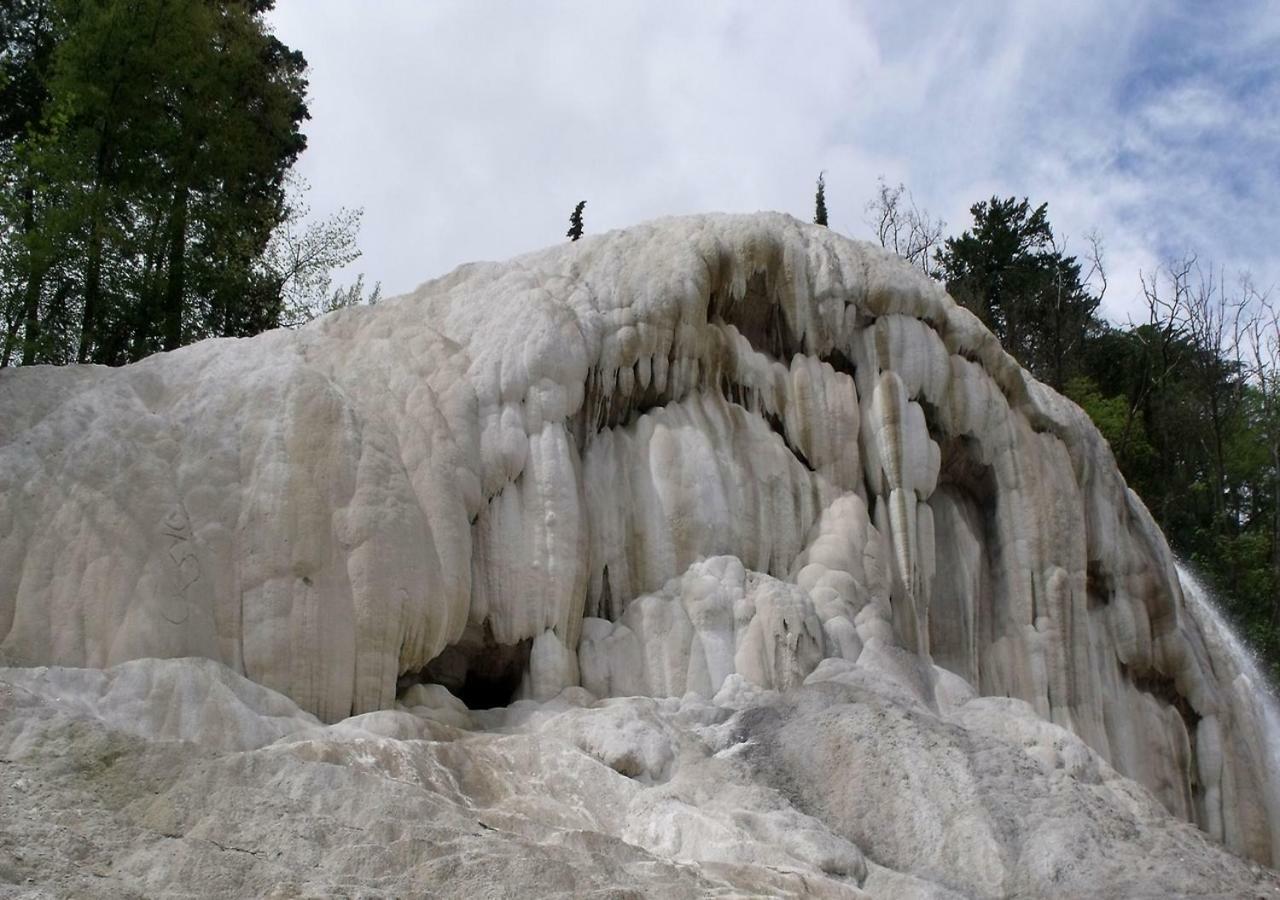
[267,0,1280,326]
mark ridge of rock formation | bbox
[2,213,1279,884]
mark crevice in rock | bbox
[590,564,614,622]
[821,345,858,381]
[579,357,825,484]
[576,363,672,443]
[1120,661,1203,739]
[759,407,816,473]
[1086,561,1112,610]
[937,435,996,503]
[1119,660,1204,808]
[577,272,810,450]
[917,396,946,445]
[931,436,1000,690]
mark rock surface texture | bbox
[2,213,1279,896]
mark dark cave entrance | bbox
[454,664,526,710]
[398,622,532,710]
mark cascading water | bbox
[1177,561,1280,863]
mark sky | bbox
[266,1,1280,324]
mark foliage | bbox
[261,175,376,326]
[813,171,827,227]
[323,272,381,313]
[937,196,1102,390]
[872,181,1280,680]
[1063,374,1156,479]
[567,200,585,241]
[0,0,356,367]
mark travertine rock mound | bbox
[3,656,1278,898]
[2,213,1278,872]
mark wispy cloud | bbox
[268,0,1279,324]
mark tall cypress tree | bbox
[814,172,828,227]
[567,200,586,241]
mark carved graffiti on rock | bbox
[160,506,200,625]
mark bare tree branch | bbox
[864,177,945,280]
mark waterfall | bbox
[1177,562,1280,863]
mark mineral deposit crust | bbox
[2,213,1278,872]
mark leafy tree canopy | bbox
[0,0,365,367]
[937,196,1102,390]
[871,180,1280,680]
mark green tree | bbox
[912,185,1280,677]
[0,0,312,367]
[1075,259,1280,679]
[567,200,585,241]
[937,196,1101,389]
[263,176,378,326]
[1239,290,1280,659]
[0,0,65,366]
[813,171,828,226]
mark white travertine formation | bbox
[4,655,1278,897]
[2,212,1278,870]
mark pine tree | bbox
[567,200,586,241]
[814,172,828,227]
[937,197,1100,389]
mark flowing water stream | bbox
[1177,562,1280,862]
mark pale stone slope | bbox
[1,212,1277,867]
[2,657,1278,899]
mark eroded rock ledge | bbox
[1,212,1277,866]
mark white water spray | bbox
[1177,562,1280,863]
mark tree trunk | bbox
[78,214,103,364]
[2,183,47,367]
[129,212,166,361]
[161,182,189,351]
[1209,392,1228,534]
[19,186,46,366]
[0,308,19,368]
[1270,439,1280,637]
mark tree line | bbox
[0,0,373,369]
[818,174,1280,680]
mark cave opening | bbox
[455,666,525,710]
[398,623,532,711]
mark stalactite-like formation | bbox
[2,213,1276,865]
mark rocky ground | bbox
[2,657,1277,899]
